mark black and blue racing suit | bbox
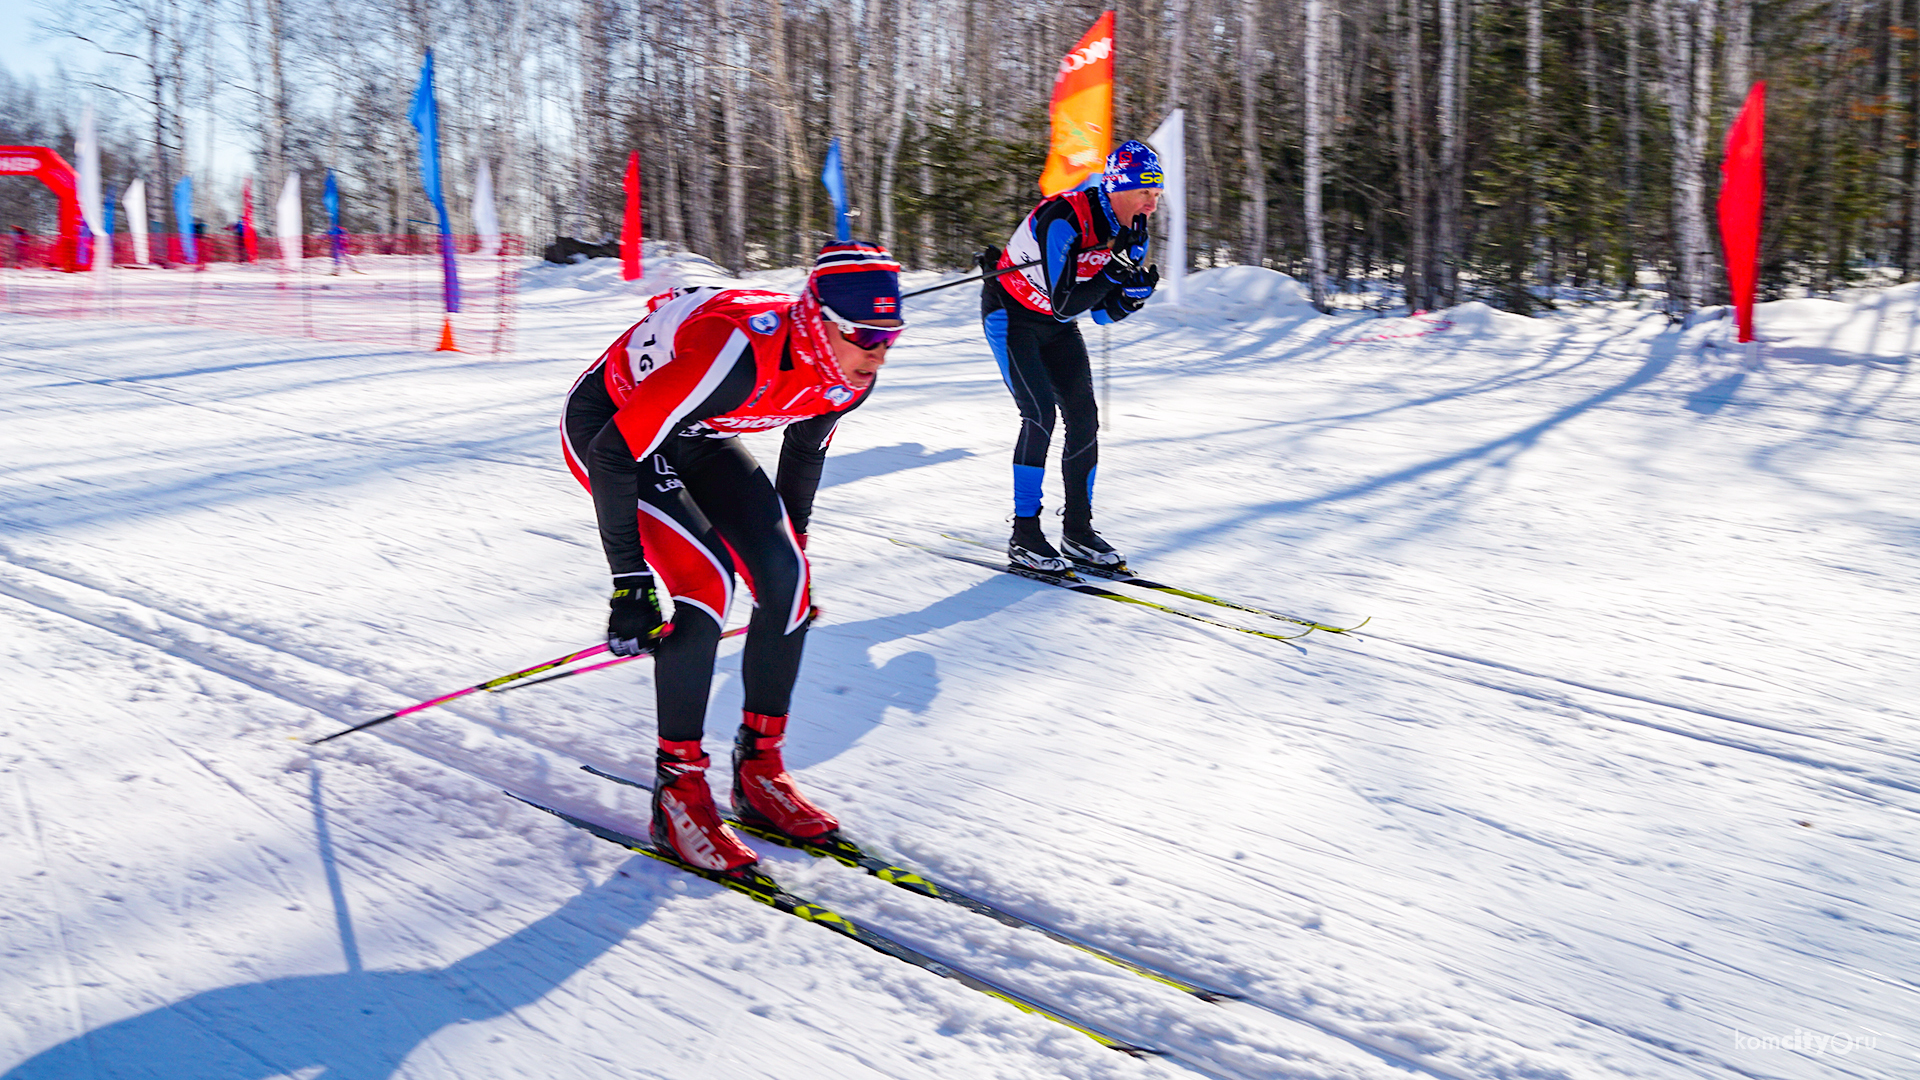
[980,185,1143,526]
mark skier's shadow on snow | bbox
[710,576,1028,769]
[817,441,972,488]
[1684,371,1746,414]
[1185,340,1679,544]
[2,770,666,1080]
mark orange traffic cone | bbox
[436,316,459,352]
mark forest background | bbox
[0,0,1910,317]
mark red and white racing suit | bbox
[562,286,871,741]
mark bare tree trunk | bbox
[1723,0,1752,111]
[239,0,288,185]
[1395,0,1431,307]
[1652,0,1716,316]
[766,0,812,260]
[1164,0,1189,117]
[1577,0,1600,286]
[503,0,530,242]
[829,4,853,229]
[714,0,746,270]
[1909,0,1920,273]
[1437,0,1463,303]
[198,0,218,205]
[1527,0,1548,293]
[917,131,934,267]
[1626,0,1644,295]
[1304,0,1329,310]
[149,20,173,240]
[1690,0,1719,302]
[876,0,918,254]
[688,51,717,258]
[1237,0,1266,265]
[660,26,687,251]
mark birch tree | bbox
[1303,0,1329,310]
[1237,0,1266,265]
[1651,0,1717,316]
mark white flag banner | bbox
[275,172,302,273]
[77,105,105,270]
[124,178,149,265]
[473,160,500,256]
[1146,109,1186,310]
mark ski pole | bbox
[900,256,1041,299]
[308,641,614,745]
[498,603,814,695]
[902,232,1141,300]
[491,624,750,695]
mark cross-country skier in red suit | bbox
[562,242,905,872]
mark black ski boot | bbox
[1009,514,1072,574]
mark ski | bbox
[940,532,1370,634]
[581,764,1240,1003]
[890,537,1313,643]
[507,791,1160,1055]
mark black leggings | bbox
[564,378,811,742]
[983,306,1099,524]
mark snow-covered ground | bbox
[2,252,1915,1080]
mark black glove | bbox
[1116,264,1159,312]
[608,571,666,656]
[1107,216,1151,271]
[976,245,1003,274]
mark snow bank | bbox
[1328,302,1549,347]
[517,248,743,299]
[1165,265,1311,319]
[1755,296,1853,330]
[1675,289,1920,362]
[1441,300,1556,340]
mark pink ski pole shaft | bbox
[309,641,611,745]
[491,624,751,695]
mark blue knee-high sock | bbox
[1013,464,1045,518]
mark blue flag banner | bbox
[821,138,851,242]
[408,50,460,313]
[173,176,196,264]
[323,170,341,227]
[324,170,345,264]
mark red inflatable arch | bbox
[0,146,86,271]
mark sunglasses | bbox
[818,299,907,351]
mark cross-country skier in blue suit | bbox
[980,140,1162,573]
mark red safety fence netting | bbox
[0,233,524,355]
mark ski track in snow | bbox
[2,256,1917,1079]
[0,548,1486,1080]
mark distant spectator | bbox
[327,223,359,274]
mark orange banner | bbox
[1038,11,1114,197]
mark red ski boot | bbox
[651,739,758,872]
[732,712,840,840]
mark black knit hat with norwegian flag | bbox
[808,241,903,323]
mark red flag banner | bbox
[622,151,643,282]
[1039,11,1115,197]
[1718,82,1766,344]
[241,177,259,263]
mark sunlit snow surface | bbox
[1,254,1915,1080]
